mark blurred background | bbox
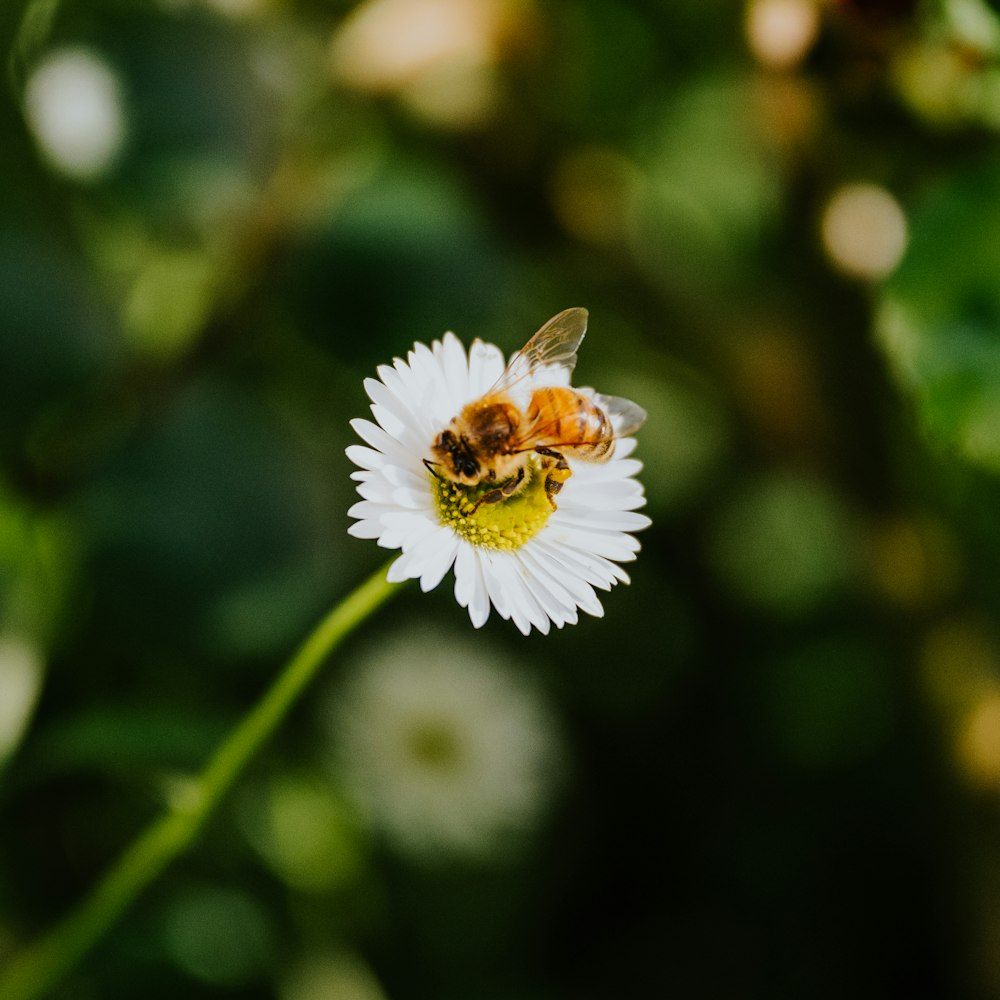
[3,0,1000,996]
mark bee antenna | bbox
[422,458,443,481]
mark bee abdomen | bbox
[527,387,614,459]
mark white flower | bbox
[327,630,562,858]
[346,325,650,634]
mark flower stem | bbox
[0,561,401,1000]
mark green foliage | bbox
[879,158,1000,470]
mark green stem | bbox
[0,561,401,1000]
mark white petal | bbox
[370,404,423,449]
[482,554,513,621]
[481,556,548,635]
[521,545,602,618]
[386,553,414,583]
[345,444,385,471]
[349,418,412,467]
[564,476,646,505]
[408,343,450,420]
[372,510,434,550]
[534,536,622,590]
[394,513,440,550]
[378,529,411,549]
[364,375,408,421]
[418,533,460,592]
[458,545,490,628]
[347,519,383,539]
[381,510,436,533]
[389,356,420,398]
[555,509,652,532]
[383,464,429,491]
[506,590,533,635]
[347,499,394,520]
[391,485,432,510]
[552,529,643,561]
[508,567,551,634]
[389,527,459,592]
[455,545,490,628]
[468,339,505,394]
[515,558,572,629]
[439,332,471,406]
[355,481,397,503]
[453,543,474,607]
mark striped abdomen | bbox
[524,386,615,461]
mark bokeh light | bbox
[23,47,126,181]
[867,515,960,609]
[162,885,275,986]
[957,692,1000,789]
[921,616,1000,718]
[708,472,859,615]
[820,183,908,280]
[745,0,821,70]
[239,775,365,892]
[551,146,638,247]
[329,0,521,125]
[280,953,388,1000]
[0,636,43,765]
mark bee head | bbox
[431,428,481,484]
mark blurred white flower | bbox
[347,325,650,634]
[0,635,43,765]
[23,47,126,181]
[327,631,563,858]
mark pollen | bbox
[431,462,554,551]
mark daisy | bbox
[327,629,563,858]
[346,310,650,635]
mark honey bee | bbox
[425,308,646,511]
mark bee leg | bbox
[469,466,524,514]
[423,458,443,481]
[535,447,572,510]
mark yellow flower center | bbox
[431,460,553,551]
[405,718,463,771]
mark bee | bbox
[425,307,646,512]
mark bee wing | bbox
[510,391,645,455]
[595,393,647,437]
[491,307,589,395]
